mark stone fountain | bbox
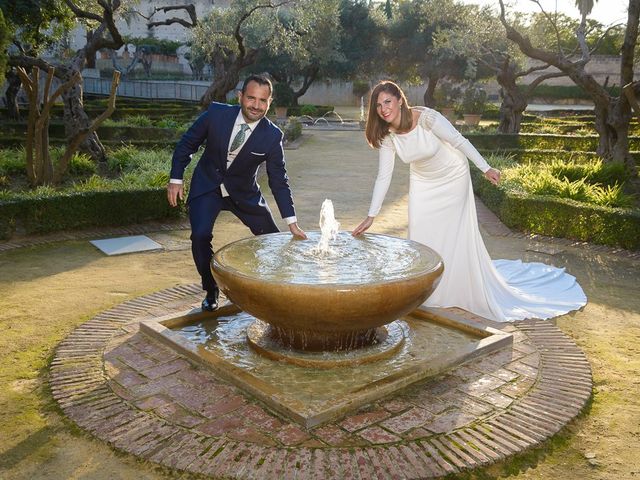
[140,201,511,427]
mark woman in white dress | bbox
[352,81,586,322]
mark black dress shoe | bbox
[201,291,219,312]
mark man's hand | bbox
[167,183,184,207]
[352,216,374,236]
[288,222,307,239]
[484,168,501,186]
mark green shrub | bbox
[589,183,635,208]
[470,166,640,250]
[0,188,181,239]
[125,115,154,127]
[300,104,318,117]
[523,84,621,100]
[478,148,640,165]
[66,152,97,176]
[467,133,608,152]
[102,118,119,127]
[461,84,488,114]
[546,158,629,185]
[0,148,26,175]
[156,117,181,129]
[497,157,635,209]
[0,145,191,239]
[284,117,302,143]
[108,144,139,172]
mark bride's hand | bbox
[352,216,374,237]
[484,168,501,185]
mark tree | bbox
[498,0,640,170]
[386,0,482,107]
[0,0,72,119]
[7,0,127,163]
[249,0,343,105]
[16,66,120,185]
[334,0,385,82]
[435,8,566,133]
[190,0,326,106]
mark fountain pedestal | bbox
[211,232,444,352]
[138,230,513,427]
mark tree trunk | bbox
[85,30,96,69]
[422,74,439,108]
[497,61,527,134]
[292,66,319,106]
[4,69,22,120]
[200,73,238,106]
[61,76,107,163]
[200,50,258,106]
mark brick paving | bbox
[50,284,593,479]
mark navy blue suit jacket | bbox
[170,102,296,219]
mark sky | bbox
[459,0,630,27]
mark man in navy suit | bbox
[167,74,307,311]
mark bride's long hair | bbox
[365,81,413,148]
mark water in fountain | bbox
[220,232,436,285]
[144,200,510,425]
[310,199,340,256]
[312,117,330,126]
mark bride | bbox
[352,80,586,322]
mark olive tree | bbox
[498,0,640,169]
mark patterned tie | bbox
[230,123,250,152]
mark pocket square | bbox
[250,152,266,156]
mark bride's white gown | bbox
[368,107,587,322]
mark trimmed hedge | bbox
[0,138,179,149]
[470,168,640,250]
[469,133,640,152]
[278,105,334,118]
[478,148,640,163]
[0,188,182,239]
[0,121,181,141]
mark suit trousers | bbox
[188,189,280,295]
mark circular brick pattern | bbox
[50,285,592,479]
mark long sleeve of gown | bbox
[424,109,491,173]
[367,140,396,217]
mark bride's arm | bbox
[353,141,395,236]
[368,141,396,217]
[426,110,491,172]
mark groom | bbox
[167,74,307,311]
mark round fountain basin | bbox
[212,232,443,351]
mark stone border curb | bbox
[50,285,592,479]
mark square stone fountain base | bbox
[140,305,512,428]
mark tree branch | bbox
[623,81,640,117]
[148,17,195,29]
[234,1,294,60]
[531,0,565,55]
[525,71,568,95]
[63,0,103,23]
[520,63,555,76]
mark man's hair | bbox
[241,74,273,96]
